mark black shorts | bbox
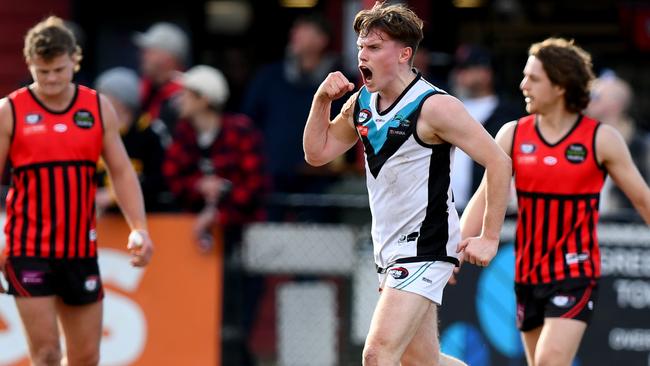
[515,278,598,331]
[5,257,104,305]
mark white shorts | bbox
[378,261,455,305]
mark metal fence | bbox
[233,194,650,366]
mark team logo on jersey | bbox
[543,156,558,166]
[520,143,536,154]
[398,232,419,244]
[53,123,67,133]
[565,252,589,265]
[358,108,371,124]
[388,267,409,279]
[25,113,43,124]
[73,109,95,129]
[551,295,576,308]
[85,275,99,292]
[88,229,97,241]
[394,114,411,128]
[565,143,587,164]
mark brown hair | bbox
[23,16,82,65]
[353,1,423,64]
[529,38,594,113]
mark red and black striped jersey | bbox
[4,85,103,259]
[512,114,605,284]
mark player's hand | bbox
[457,236,498,268]
[315,71,354,102]
[127,230,154,267]
[0,253,6,293]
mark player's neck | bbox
[537,107,579,133]
[30,83,75,111]
[377,69,417,110]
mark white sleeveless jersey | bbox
[354,74,461,269]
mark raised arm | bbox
[100,94,153,267]
[303,71,359,166]
[422,95,512,267]
[597,124,650,223]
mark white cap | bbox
[133,22,189,62]
[95,67,140,111]
[181,65,230,108]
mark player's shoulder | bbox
[420,92,464,121]
[0,97,13,119]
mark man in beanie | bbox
[133,22,190,132]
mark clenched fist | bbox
[457,236,498,268]
[316,71,355,102]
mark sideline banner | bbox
[439,221,650,366]
[0,214,221,366]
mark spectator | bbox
[587,73,650,212]
[162,64,267,365]
[133,22,189,131]
[449,44,523,208]
[94,67,173,213]
[163,65,267,247]
[242,14,354,206]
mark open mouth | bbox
[359,66,373,83]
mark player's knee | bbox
[362,345,379,366]
[535,348,570,366]
[33,345,62,366]
[362,342,395,366]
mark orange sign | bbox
[0,213,222,365]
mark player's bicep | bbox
[599,126,647,197]
[427,96,503,168]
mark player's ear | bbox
[400,46,413,65]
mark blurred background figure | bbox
[162,65,267,365]
[242,14,355,220]
[449,44,523,209]
[94,67,172,213]
[587,72,650,213]
[163,64,267,249]
[133,22,189,132]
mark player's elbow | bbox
[490,150,511,173]
[304,152,328,167]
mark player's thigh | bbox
[366,287,433,353]
[14,296,61,353]
[520,326,542,366]
[400,304,439,366]
[56,298,103,363]
[534,317,586,366]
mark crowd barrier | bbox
[0,214,221,366]
[1,214,648,365]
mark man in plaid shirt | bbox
[162,65,267,250]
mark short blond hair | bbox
[24,16,82,65]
